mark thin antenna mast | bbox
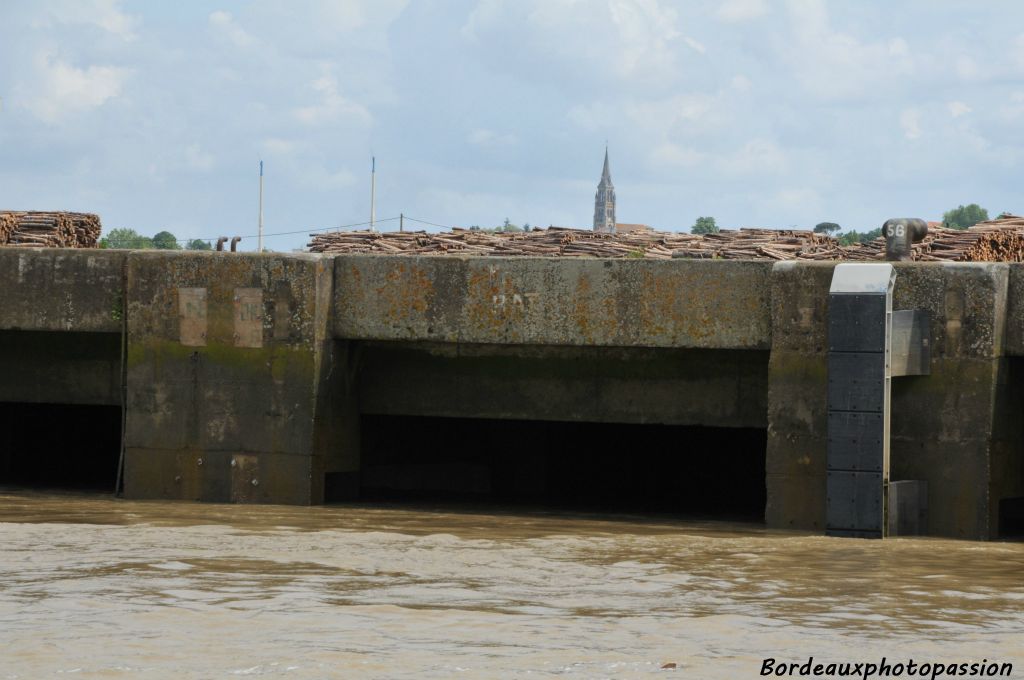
[257,160,264,252]
[370,156,376,232]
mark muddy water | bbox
[0,492,1022,679]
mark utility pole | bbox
[257,160,264,252]
[369,156,376,232]
[400,212,404,232]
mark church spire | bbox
[593,146,616,233]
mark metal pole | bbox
[258,160,264,252]
[400,212,403,232]
[370,156,376,232]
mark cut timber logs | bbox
[0,211,102,248]
[307,215,1024,262]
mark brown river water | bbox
[0,491,1022,679]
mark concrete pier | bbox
[1,247,1022,539]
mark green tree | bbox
[942,204,988,230]
[814,222,841,234]
[186,238,212,250]
[101,228,154,249]
[691,216,718,235]
[838,227,883,246]
[152,230,181,249]
[500,218,522,232]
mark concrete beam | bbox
[333,256,773,350]
[0,248,125,332]
[0,331,121,406]
[356,342,769,428]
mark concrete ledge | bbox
[333,256,773,349]
[0,248,125,332]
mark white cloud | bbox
[566,102,618,132]
[303,166,356,190]
[1013,33,1024,70]
[293,69,372,126]
[947,101,971,118]
[955,54,979,79]
[18,51,130,123]
[768,188,822,216]
[652,138,788,177]
[32,0,140,40]
[731,74,752,91]
[184,144,215,172]
[468,129,517,148]
[209,10,255,47]
[626,92,725,138]
[462,0,684,88]
[716,0,769,22]
[683,36,706,54]
[261,138,299,156]
[900,108,922,140]
[651,143,706,168]
[782,0,915,100]
[716,139,788,176]
[310,0,409,33]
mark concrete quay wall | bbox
[0,248,1022,539]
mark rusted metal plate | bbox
[178,287,207,346]
[234,288,263,348]
[230,454,259,503]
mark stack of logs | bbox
[308,227,836,260]
[0,211,102,248]
[308,215,1024,262]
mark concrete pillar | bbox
[766,261,1017,540]
[765,262,834,531]
[889,263,1012,539]
[123,252,352,505]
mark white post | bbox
[258,160,264,253]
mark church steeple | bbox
[593,146,616,233]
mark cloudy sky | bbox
[1,0,1023,251]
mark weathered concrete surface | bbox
[357,342,769,428]
[0,248,1020,538]
[0,331,121,405]
[123,251,340,505]
[765,262,834,532]
[0,248,125,332]
[1000,264,1024,356]
[767,261,1021,539]
[334,256,773,350]
[890,263,1015,539]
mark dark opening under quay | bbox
[0,403,121,492]
[353,415,767,520]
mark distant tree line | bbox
[689,203,995,244]
[99,228,212,250]
[468,218,529,233]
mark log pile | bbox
[0,211,102,248]
[308,227,839,261]
[309,215,1024,263]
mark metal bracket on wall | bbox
[826,264,931,538]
